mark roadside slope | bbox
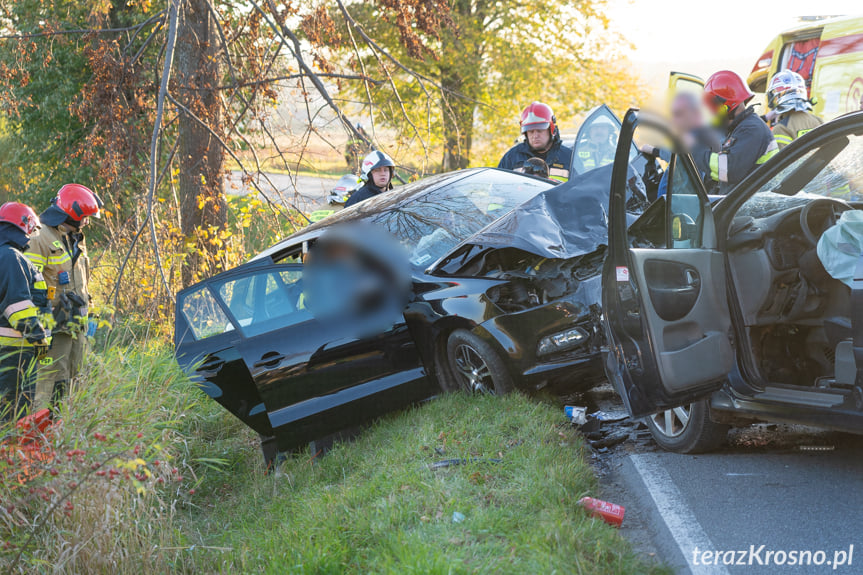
[182,393,670,574]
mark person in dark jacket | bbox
[345,150,396,208]
[498,102,573,183]
[0,202,50,421]
[693,70,778,195]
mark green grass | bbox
[0,333,667,573]
[180,392,669,574]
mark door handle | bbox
[254,352,286,369]
[198,359,225,372]
[684,269,700,287]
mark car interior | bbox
[215,269,309,338]
[725,133,863,399]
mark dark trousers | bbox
[0,346,36,422]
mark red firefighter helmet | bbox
[55,183,103,221]
[0,202,40,235]
[703,70,755,114]
[520,102,557,136]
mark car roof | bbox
[253,167,544,262]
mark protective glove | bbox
[17,316,49,344]
[53,293,73,327]
[33,338,51,360]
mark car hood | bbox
[445,164,644,262]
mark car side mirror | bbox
[671,212,697,242]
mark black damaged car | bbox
[173,107,652,462]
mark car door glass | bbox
[738,135,863,220]
[179,285,232,340]
[216,268,310,338]
[667,155,706,249]
[573,108,621,176]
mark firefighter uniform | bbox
[24,218,90,408]
[694,108,778,195]
[575,142,615,172]
[772,110,823,148]
[498,141,573,182]
[0,223,50,420]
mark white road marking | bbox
[630,453,730,575]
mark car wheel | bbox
[445,329,514,395]
[645,400,729,453]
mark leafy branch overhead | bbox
[0,0,637,316]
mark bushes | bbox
[0,332,212,574]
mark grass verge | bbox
[1,338,667,573]
[181,392,669,574]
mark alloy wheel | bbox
[452,343,494,393]
[649,404,692,438]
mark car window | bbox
[371,171,550,268]
[216,267,310,338]
[668,156,706,248]
[179,286,232,340]
[572,106,641,178]
[738,134,863,219]
[573,108,620,176]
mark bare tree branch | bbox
[145,0,180,300]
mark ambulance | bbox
[747,15,863,120]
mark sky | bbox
[607,0,862,86]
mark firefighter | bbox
[0,202,50,421]
[575,115,618,173]
[25,184,101,409]
[498,102,572,182]
[767,69,822,149]
[345,151,395,208]
[694,70,778,195]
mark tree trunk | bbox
[440,72,475,171]
[176,0,226,286]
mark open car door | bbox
[667,71,704,96]
[570,105,641,179]
[602,109,733,418]
[176,258,428,457]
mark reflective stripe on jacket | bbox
[695,108,777,195]
[0,226,48,347]
[24,224,90,327]
[772,111,823,149]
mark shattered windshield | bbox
[371,171,552,268]
[738,134,863,219]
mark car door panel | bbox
[667,71,704,96]
[174,283,274,437]
[603,109,731,418]
[209,262,428,450]
[629,249,733,391]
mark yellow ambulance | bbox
[747,15,863,120]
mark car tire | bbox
[444,329,514,395]
[645,400,729,454]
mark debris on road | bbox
[564,405,588,425]
[589,410,629,423]
[590,430,630,450]
[798,445,836,452]
[578,496,626,527]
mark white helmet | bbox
[768,70,811,113]
[360,150,395,182]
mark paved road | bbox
[572,387,863,574]
[225,171,341,212]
